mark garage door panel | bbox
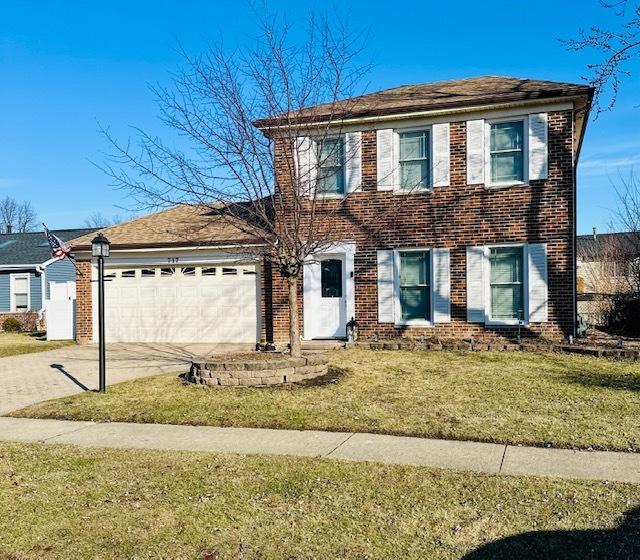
[104,264,258,343]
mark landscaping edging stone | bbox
[347,340,640,361]
[186,353,330,387]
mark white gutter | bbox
[73,242,265,257]
[0,264,40,271]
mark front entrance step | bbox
[301,340,346,352]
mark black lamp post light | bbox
[91,233,111,393]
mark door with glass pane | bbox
[304,255,347,339]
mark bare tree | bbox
[564,0,640,113]
[83,211,125,229]
[0,197,37,233]
[100,15,371,356]
[613,173,640,293]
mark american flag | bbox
[43,224,71,260]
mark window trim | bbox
[393,125,434,194]
[483,243,529,326]
[10,273,30,312]
[393,247,433,326]
[314,135,346,197]
[485,116,529,188]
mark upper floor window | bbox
[398,250,431,321]
[489,120,524,184]
[399,130,431,190]
[316,137,345,195]
[489,246,524,321]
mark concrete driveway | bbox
[0,342,252,415]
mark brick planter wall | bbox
[186,353,329,387]
[0,311,40,332]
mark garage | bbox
[103,263,259,343]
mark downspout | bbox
[36,263,46,330]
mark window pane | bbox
[317,167,345,194]
[490,121,523,151]
[399,131,427,160]
[400,286,429,320]
[400,252,428,286]
[490,152,523,183]
[491,286,523,320]
[321,259,342,298]
[318,138,343,167]
[14,278,28,292]
[400,160,429,189]
[15,293,28,309]
[490,248,523,284]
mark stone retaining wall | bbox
[186,353,329,387]
[349,340,640,361]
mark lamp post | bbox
[91,233,111,393]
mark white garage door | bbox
[103,264,258,343]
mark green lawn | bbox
[1,442,638,559]
[13,349,640,452]
[0,331,74,357]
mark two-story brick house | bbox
[71,76,592,345]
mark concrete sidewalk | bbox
[1,417,639,483]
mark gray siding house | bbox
[0,228,95,324]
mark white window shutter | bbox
[432,123,450,187]
[466,246,485,322]
[528,243,548,322]
[466,120,485,185]
[432,248,451,323]
[377,250,395,322]
[376,129,395,191]
[294,136,316,197]
[345,132,362,193]
[528,113,548,180]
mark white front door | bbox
[304,255,347,339]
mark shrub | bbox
[603,294,640,336]
[2,316,22,332]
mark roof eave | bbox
[255,89,594,131]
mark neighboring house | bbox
[577,230,638,325]
[70,76,593,345]
[0,228,96,327]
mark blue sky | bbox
[1,0,639,233]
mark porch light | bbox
[91,233,111,258]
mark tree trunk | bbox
[288,275,301,357]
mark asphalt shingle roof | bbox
[254,76,594,127]
[577,232,639,259]
[0,228,97,266]
[69,205,260,250]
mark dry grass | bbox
[13,349,640,451]
[0,331,74,357]
[0,442,639,559]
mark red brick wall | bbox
[75,261,92,344]
[264,110,576,344]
